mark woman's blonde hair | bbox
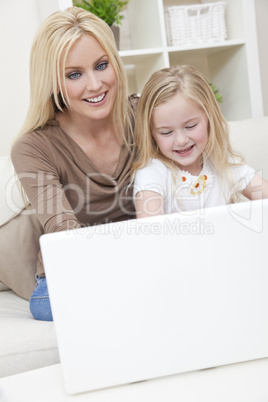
[132,65,243,201]
[17,6,130,143]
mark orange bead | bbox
[182,176,186,182]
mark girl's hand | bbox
[135,190,165,219]
[242,174,268,200]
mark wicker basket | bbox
[165,2,227,46]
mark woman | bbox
[11,7,138,321]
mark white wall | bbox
[255,0,268,116]
[0,0,71,157]
[0,0,39,156]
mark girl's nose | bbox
[174,130,188,146]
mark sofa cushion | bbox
[0,155,44,300]
[0,155,25,226]
[0,210,44,300]
[0,290,59,377]
[0,282,9,291]
[228,117,268,179]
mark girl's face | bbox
[151,92,209,176]
[61,34,117,122]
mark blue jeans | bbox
[29,275,53,321]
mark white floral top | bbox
[133,158,255,213]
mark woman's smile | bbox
[83,91,107,105]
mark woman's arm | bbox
[135,190,165,219]
[241,173,268,200]
[11,135,81,233]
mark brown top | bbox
[11,95,138,276]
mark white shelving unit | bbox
[119,0,263,121]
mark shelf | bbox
[119,48,165,58]
[119,40,245,59]
[166,39,246,54]
[119,0,263,120]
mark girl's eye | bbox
[160,131,172,136]
[96,61,109,71]
[68,72,81,80]
[186,123,197,130]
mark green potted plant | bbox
[209,82,223,103]
[73,0,129,48]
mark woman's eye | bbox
[96,62,109,71]
[68,72,81,80]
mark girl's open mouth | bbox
[174,145,194,155]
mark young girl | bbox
[132,65,268,218]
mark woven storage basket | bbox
[165,2,227,46]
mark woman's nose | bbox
[86,72,102,91]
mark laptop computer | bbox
[40,199,268,395]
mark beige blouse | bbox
[11,96,138,276]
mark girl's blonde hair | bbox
[132,65,243,202]
[17,6,130,143]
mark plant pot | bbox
[111,25,120,50]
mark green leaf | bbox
[73,0,129,26]
[209,82,223,103]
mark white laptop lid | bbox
[40,199,268,394]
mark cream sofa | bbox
[0,117,268,378]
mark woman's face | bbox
[61,34,117,122]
